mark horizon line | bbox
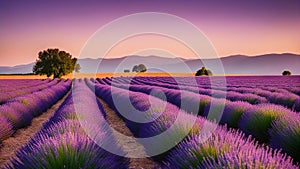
[1,52,300,67]
[75,52,300,60]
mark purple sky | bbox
[0,0,299,66]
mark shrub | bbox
[201,146,296,169]
[6,132,128,169]
[163,127,297,169]
[270,114,300,162]
[0,116,14,142]
[0,104,33,129]
[239,104,291,143]
[220,101,253,128]
[203,99,226,121]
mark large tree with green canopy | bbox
[33,48,78,78]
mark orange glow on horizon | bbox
[1,8,299,66]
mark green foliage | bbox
[270,115,300,162]
[239,105,287,143]
[132,64,147,72]
[195,67,212,76]
[74,63,81,73]
[282,70,291,76]
[206,69,213,76]
[33,48,77,78]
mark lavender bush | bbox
[239,104,293,143]
[5,80,129,169]
[7,132,126,169]
[163,127,297,169]
[270,114,300,162]
[0,115,14,142]
[220,101,253,128]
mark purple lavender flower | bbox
[163,127,297,169]
[201,147,297,169]
[270,114,300,162]
[239,104,293,143]
[6,132,128,169]
[220,101,253,128]
[0,115,14,142]
[0,104,33,129]
[5,80,129,169]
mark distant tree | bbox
[124,69,130,73]
[33,48,77,78]
[206,69,213,76]
[132,65,139,72]
[195,67,212,76]
[132,64,147,72]
[138,64,147,72]
[75,63,81,73]
[282,70,291,76]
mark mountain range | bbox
[0,53,299,75]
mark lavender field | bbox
[0,76,300,168]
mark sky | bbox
[0,0,299,66]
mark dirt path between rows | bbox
[0,91,70,168]
[98,99,159,169]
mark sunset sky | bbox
[0,0,299,66]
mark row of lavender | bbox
[104,78,300,162]
[107,77,300,111]
[102,76,300,95]
[152,76,300,100]
[147,76,300,105]
[0,79,71,144]
[0,79,49,89]
[153,76,300,94]
[151,76,300,110]
[4,79,129,168]
[0,78,59,104]
[87,79,298,168]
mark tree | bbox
[75,63,81,73]
[206,69,213,76]
[138,64,147,72]
[132,65,139,72]
[195,67,213,76]
[33,48,77,78]
[132,64,147,72]
[282,70,291,76]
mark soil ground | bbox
[98,98,159,169]
[0,93,160,168]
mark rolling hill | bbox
[0,53,299,75]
